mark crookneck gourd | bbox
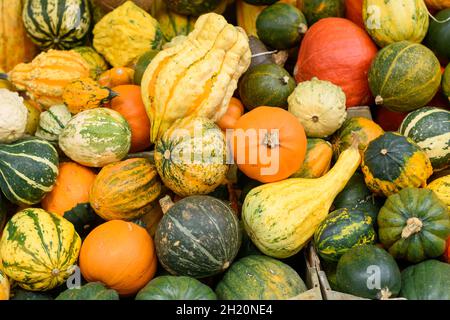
[141,12,251,143]
[242,142,361,259]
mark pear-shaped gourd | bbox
[242,143,361,258]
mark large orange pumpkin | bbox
[232,106,307,183]
[79,220,157,296]
[110,85,151,152]
[294,18,378,108]
[41,162,96,216]
[216,97,244,131]
[345,0,364,28]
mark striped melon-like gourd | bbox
[72,46,109,80]
[0,138,59,206]
[90,158,162,221]
[35,104,72,142]
[0,0,38,72]
[399,107,450,171]
[23,0,91,50]
[59,108,131,167]
[141,13,251,143]
[0,208,81,291]
[8,49,90,109]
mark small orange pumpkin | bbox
[79,220,157,296]
[41,162,97,216]
[216,97,244,131]
[98,67,134,88]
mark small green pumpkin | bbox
[56,282,119,300]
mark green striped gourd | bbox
[58,108,131,167]
[399,107,450,171]
[72,47,109,80]
[35,104,72,142]
[0,208,81,291]
[0,138,59,205]
[23,0,92,50]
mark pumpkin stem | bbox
[262,131,280,149]
[401,217,423,238]
[379,288,392,300]
[298,23,308,35]
[281,76,290,85]
[159,195,175,214]
[312,115,319,123]
[380,148,388,155]
[375,95,384,105]
[51,268,60,277]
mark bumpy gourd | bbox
[35,104,72,142]
[0,89,28,143]
[141,13,251,143]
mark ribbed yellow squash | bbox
[362,0,429,47]
[0,208,81,291]
[141,13,251,143]
[427,175,450,211]
[0,268,9,300]
[242,144,361,259]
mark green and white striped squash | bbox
[35,104,72,143]
[23,0,91,50]
[0,208,81,291]
[58,108,131,168]
[0,138,59,206]
[399,107,450,172]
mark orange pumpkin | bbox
[41,162,96,216]
[79,220,157,296]
[98,67,134,88]
[110,85,151,152]
[216,97,244,131]
[232,106,307,183]
[345,0,364,29]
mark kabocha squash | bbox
[288,77,347,138]
[80,220,157,296]
[298,0,345,25]
[361,132,433,197]
[427,175,450,210]
[0,89,28,144]
[58,108,131,167]
[336,245,401,299]
[215,255,307,300]
[290,138,333,179]
[56,282,119,300]
[400,260,450,300]
[345,0,364,28]
[136,276,217,300]
[238,64,296,110]
[294,18,378,107]
[399,107,450,171]
[424,9,450,62]
[155,195,241,278]
[35,104,72,143]
[0,208,81,291]
[216,97,244,131]
[72,46,109,80]
[41,162,96,216]
[141,13,251,143]
[0,138,59,206]
[0,0,38,72]
[378,187,450,263]
[232,107,307,183]
[444,64,450,100]
[155,117,228,197]
[166,0,222,15]
[332,117,384,158]
[368,41,441,113]
[93,1,163,67]
[362,0,429,48]
[63,78,117,114]
[314,208,376,263]
[242,141,361,258]
[8,50,91,109]
[98,67,134,88]
[90,158,161,221]
[133,51,159,86]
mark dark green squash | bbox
[238,63,296,110]
[298,0,345,25]
[62,203,105,238]
[166,0,222,15]
[215,255,307,300]
[336,245,401,299]
[155,195,242,278]
[56,282,119,300]
[0,194,6,233]
[377,187,450,264]
[425,9,450,63]
[256,3,308,50]
[133,50,159,85]
[135,275,217,300]
[314,208,376,263]
[400,260,450,300]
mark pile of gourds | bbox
[0,0,449,301]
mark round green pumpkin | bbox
[256,3,308,50]
[133,50,159,85]
[400,260,450,300]
[336,245,401,299]
[56,282,119,300]
[314,208,376,263]
[238,63,296,110]
[166,0,222,15]
[368,41,442,112]
[377,187,450,264]
[444,64,450,99]
[215,255,307,300]
[135,276,217,300]
[399,106,450,172]
[298,0,345,25]
[155,195,241,278]
[425,9,450,63]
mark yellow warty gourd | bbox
[242,144,361,259]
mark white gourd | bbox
[0,89,28,143]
